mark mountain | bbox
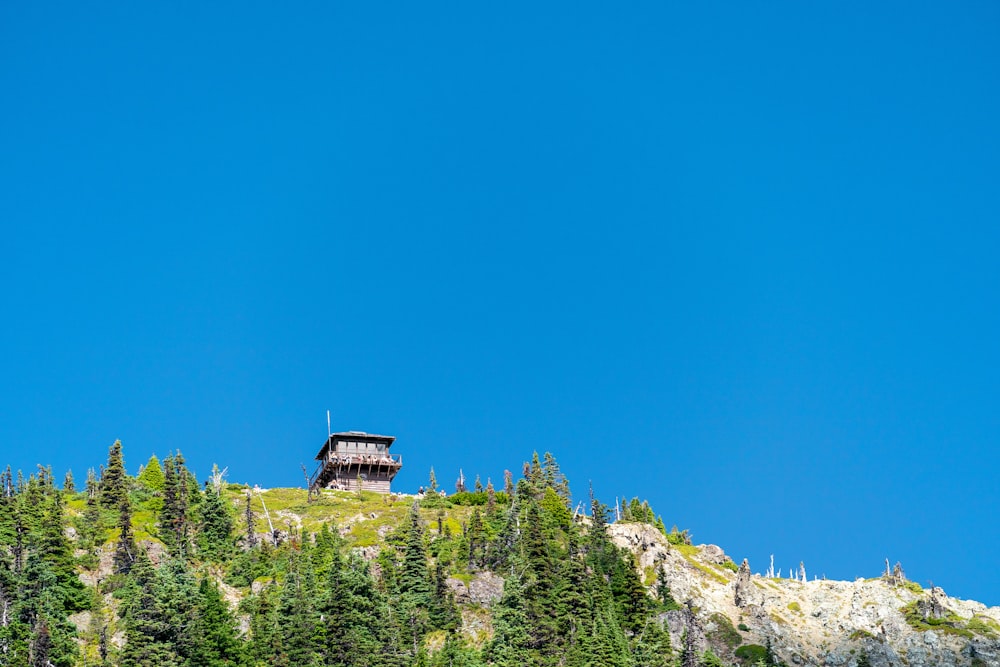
[0,446,997,667]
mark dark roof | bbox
[315,431,396,460]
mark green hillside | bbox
[0,443,699,667]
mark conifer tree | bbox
[85,468,98,499]
[467,508,486,569]
[487,577,530,667]
[243,490,257,548]
[137,455,165,492]
[247,584,282,664]
[62,470,75,494]
[276,560,321,666]
[120,551,185,667]
[542,452,571,504]
[486,479,497,516]
[632,617,673,667]
[399,503,431,600]
[100,440,128,510]
[189,578,246,667]
[198,479,234,561]
[429,562,460,631]
[161,452,191,558]
[114,496,136,574]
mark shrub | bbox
[734,644,768,664]
[706,613,741,649]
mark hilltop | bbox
[1,444,997,667]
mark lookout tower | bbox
[309,431,402,493]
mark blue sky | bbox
[2,3,998,604]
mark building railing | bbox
[310,453,403,488]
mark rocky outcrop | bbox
[608,522,1000,667]
[734,558,755,608]
[446,571,505,607]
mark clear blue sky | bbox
[2,3,998,605]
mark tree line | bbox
[0,444,754,667]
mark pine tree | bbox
[276,560,321,666]
[197,480,234,561]
[119,551,185,667]
[137,455,165,492]
[161,453,191,558]
[487,576,531,667]
[243,491,257,548]
[189,578,246,667]
[114,496,136,574]
[85,468,98,499]
[486,479,497,516]
[247,584,282,664]
[467,508,486,569]
[100,440,128,510]
[62,470,75,494]
[632,617,673,667]
[428,562,460,631]
[399,503,431,599]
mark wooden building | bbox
[309,431,402,493]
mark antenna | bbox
[327,410,332,437]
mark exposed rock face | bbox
[734,558,755,608]
[608,523,1000,667]
[446,572,505,607]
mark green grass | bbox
[705,613,741,649]
[669,543,729,585]
[900,601,973,638]
[734,644,768,665]
[967,616,1000,637]
[223,487,478,547]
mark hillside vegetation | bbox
[1,442,997,667]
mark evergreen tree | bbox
[247,584,282,664]
[320,550,394,666]
[428,562,460,631]
[467,508,486,570]
[137,455,165,492]
[485,479,497,516]
[85,468,99,499]
[276,560,321,666]
[161,453,191,559]
[632,617,673,667]
[114,496,136,574]
[100,440,128,510]
[698,651,726,667]
[541,452,571,504]
[189,578,246,667]
[119,551,185,667]
[487,577,530,667]
[62,470,75,494]
[243,490,257,548]
[198,480,234,561]
[399,503,431,599]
